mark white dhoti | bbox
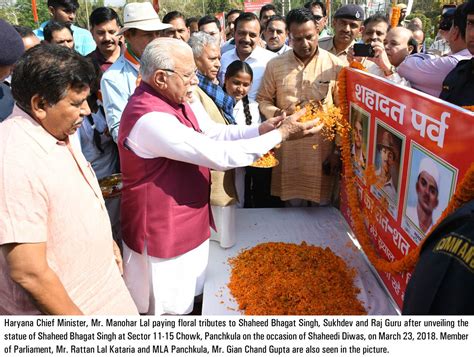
[122,239,209,315]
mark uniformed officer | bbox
[439,59,474,106]
[403,199,474,315]
[439,0,474,106]
[318,4,364,65]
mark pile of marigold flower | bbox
[228,242,367,315]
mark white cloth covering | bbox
[202,207,398,315]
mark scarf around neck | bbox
[197,73,236,125]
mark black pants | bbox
[244,167,284,208]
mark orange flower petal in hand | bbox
[251,151,279,168]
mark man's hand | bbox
[278,108,324,142]
[368,42,393,74]
[258,114,285,135]
[347,46,364,63]
[112,240,123,275]
[274,102,299,117]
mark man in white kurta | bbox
[218,13,277,101]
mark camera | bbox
[353,43,375,57]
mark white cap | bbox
[118,2,171,35]
[418,157,440,189]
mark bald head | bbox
[389,27,413,42]
[385,27,415,67]
[140,37,193,81]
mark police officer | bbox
[439,0,474,106]
[318,4,364,65]
[403,199,474,314]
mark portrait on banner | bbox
[402,144,457,244]
[371,122,404,218]
[350,103,370,179]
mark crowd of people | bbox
[0,0,473,315]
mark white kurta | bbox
[218,46,277,101]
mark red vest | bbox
[118,82,213,258]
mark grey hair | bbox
[140,38,192,81]
[188,31,219,58]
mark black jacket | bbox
[439,58,474,107]
[403,200,474,315]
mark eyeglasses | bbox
[161,68,197,85]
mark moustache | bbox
[101,40,115,46]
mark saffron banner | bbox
[340,69,474,309]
